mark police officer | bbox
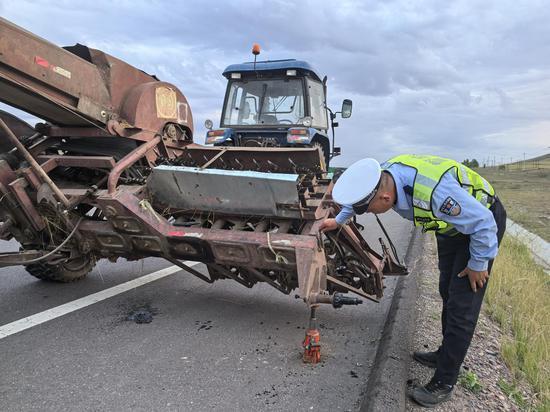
[319,155,506,408]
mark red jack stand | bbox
[303,306,321,363]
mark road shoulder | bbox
[360,227,422,411]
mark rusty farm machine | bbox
[0,18,407,362]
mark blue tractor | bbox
[204,46,352,168]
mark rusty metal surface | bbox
[107,134,161,193]
[28,136,62,157]
[0,118,70,207]
[19,167,42,190]
[0,17,193,141]
[0,183,32,242]
[8,177,45,231]
[0,16,408,358]
[37,155,116,170]
[41,126,113,138]
[0,113,403,308]
[90,190,320,266]
[0,18,108,125]
[171,144,326,173]
[0,160,16,187]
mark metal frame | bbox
[0,16,408,362]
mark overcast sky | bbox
[1,0,549,166]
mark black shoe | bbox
[413,350,438,368]
[411,379,453,408]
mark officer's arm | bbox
[432,173,498,271]
[335,205,355,225]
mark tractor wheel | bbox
[311,140,329,169]
[26,254,96,282]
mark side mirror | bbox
[341,99,352,118]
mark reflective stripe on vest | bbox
[384,155,495,233]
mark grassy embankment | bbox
[475,154,549,410]
[486,237,549,409]
[477,154,550,242]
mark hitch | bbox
[331,292,363,309]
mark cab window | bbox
[307,78,328,129]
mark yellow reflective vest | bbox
[383,155,495,233]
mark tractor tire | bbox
[311,140,329,169]
[26,254,96,282]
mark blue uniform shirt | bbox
[335,163,498,271]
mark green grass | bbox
[485,236,550,410]
[475,154,550,241]
[458,370,483,394]
[498,379,528,409]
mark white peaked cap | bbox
[332,158,382,205]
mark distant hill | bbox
[480,152,550,169]
[505,152,550,168]
[527,153,550,163]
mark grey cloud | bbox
[1,0,549,164]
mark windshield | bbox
[222,78,305,126]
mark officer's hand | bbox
[319,218,338,232]
[458,267,489,292]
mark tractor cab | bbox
[205,46,352,167]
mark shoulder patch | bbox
[440,196,461,216]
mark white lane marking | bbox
[0,262,198,340]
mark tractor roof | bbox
[223,59,322,82]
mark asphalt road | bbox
[0,211,412,412]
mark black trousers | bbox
[433,198,507,385]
